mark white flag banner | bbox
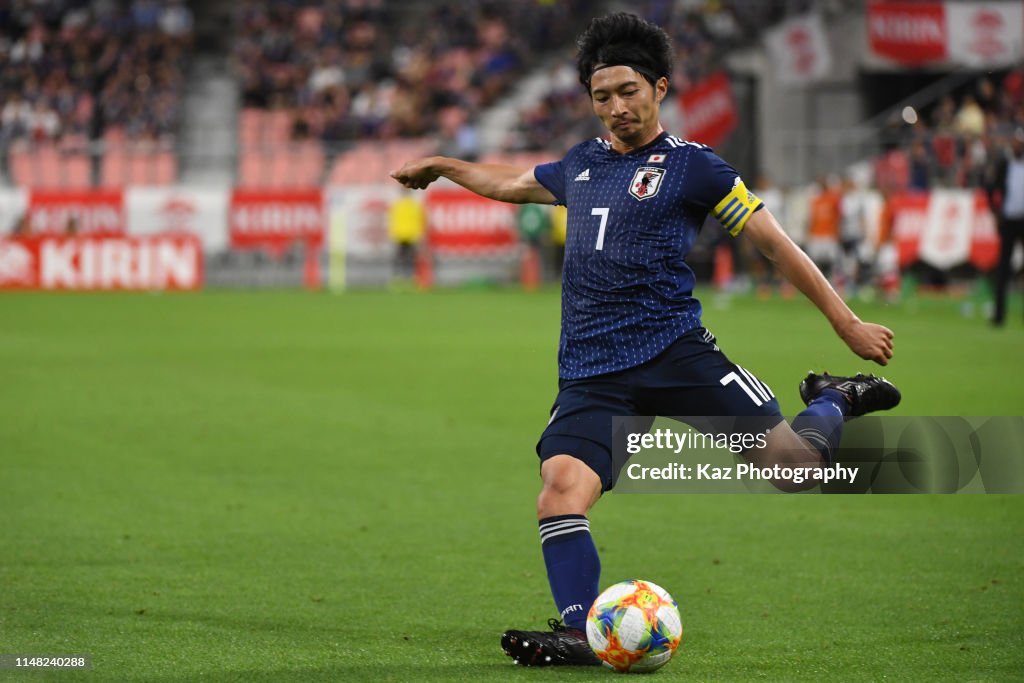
[126,186,230,252]
[919,190,974,270]
[765,13,832,86]
[0,186,28,234]
[327,186,399,260]
[947,1,1024,67]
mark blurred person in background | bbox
[837,175,867,297]
[874,187,901,303]
[392,12,899,667]
[805,175,841,280]
[387,189,426,284]
[908,140,935,191]
[954,93,986,139]
[985,127,1024,327]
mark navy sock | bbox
[792,389,848,463]
[539,514,600,630]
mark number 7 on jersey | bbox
[591,207,609,250]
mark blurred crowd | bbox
[876,66,1024,193]
[231,0,590,154]
[508,0,796,153]
[0,0,193,150]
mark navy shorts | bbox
[537,327,784,491]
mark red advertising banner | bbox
[229,189,324,253]
[679,72,737,148]
[27,189,125,236]
[425,188,518,253]
[0,234,203,290]
[867,1,948,65]
[890,190,998,270]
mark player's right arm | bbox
[391,156,556,205]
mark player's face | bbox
[589,67,667,150]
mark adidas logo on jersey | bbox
[574,168,590,181]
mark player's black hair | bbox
[575,12,674,92]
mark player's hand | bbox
[391,157,442,190]
[838,320,894,366]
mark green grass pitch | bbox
[1,289,1022,681]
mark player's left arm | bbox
[742,208,894,366]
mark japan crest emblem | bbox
[629,166,666,200]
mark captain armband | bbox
[712,179,763,237]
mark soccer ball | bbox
[586,579,683,673]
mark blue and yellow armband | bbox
[712,179,763,236]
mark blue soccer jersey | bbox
[533,132,763,380]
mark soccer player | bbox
[392,12,900,667]
[985,127,1024,327]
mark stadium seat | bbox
[101,150,128,186]
[295,142,324,185]
[239,150,269,187]
[239,108,264,146]
[269,152,293,187]
[266,110,294,143]
[128,153,151,185]
[154,152,177,185]
[326,139,438,186]
[37,146,63,188]
[63,154,92,188]
[8,144,34,187]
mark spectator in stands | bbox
[954,94,986,138]
[1004,63,1024,111]
[908,141,934,191]
[159,0,194,41]
[961,132,989,188]
[928,96,959,187]
[975,77,998,116]
[0,0,192,149]
[1,91,32,141]
[231,0,543,149]
[28,99,59,141]
[985,127,1024,327]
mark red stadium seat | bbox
[266,110,294,143]
[326,139,439,186]
[8,144,34,187]
[239,150,268,187]
[36,146,62,188]
[101,150,128,186]
[239,108,264,146]
[154,152,177,185]
[128,153,151,185]
[63,154,92,188]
